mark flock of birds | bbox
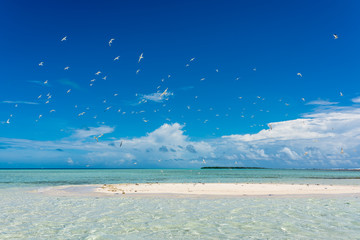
[3,33,344,155]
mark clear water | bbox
[1,169,360,239]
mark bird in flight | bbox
[297,73,302,77]
[138,53,144,63]
[66,89,71,94]
[95,71,101,75]
[44,80,48,84]
[6,119,10,124]
[64,66,70,70]
[61,36,67,41]
[119,141,123,147]
[114,56,120,61]
[160,88,168,97]
[340,92,343,96]
[136,69,140,74]
[109,38,115,47]
[333,34,338,39]
[94,134,103,142]
[190,57,195,62]
[39,62,44,66]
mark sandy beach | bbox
[90,183,360,197]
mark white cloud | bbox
[71,126,115,139]
[2,108,360,168]
[2,100,38,105]
[351,96,360,103]
[140,91,173,103]
[306,100,338,105]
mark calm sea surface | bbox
[1,169,360,239]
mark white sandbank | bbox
[94,183,360,197]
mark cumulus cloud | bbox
[2,108,360,169]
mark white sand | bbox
[95,183,360,196]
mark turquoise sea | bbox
[1,169,360,239]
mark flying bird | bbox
[297,73,302,77]
[66,89,71,94]
[109,38,115,46]
[138,53,144,63]
[102,76,107,80]
[190,58,195,62]
[119,141,123,147]
[160,88,168,97]
[95,71,101,75]
[39,62,44,66]
[64,66,70,70]
[44,80,48,84]
[136,69,140,74]
[333,34,338,39]
[340,92,343,96]
[114,56,120,61]
[200,78,205,81]
[6,119,10,124]
[61,36,67,41]
[50,109,55,113]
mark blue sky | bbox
[1,0,360,168]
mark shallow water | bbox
[1,169,360,239]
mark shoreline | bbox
[32,183,360,198]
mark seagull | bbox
[143,119,149,122]
[95,71,101,75]
[333,34,338,39]
[90,79,96,82]
[37,95,42,99]
[200,78,205,81]
[301,98,305,101]
[64,66,70,70]
[61,36,67,41]
[340,92,343,96]
[253,68,256,71]
[136,69,140,74]
[50,109,55,113]
[304,152,308,156]
[38,114,42,119]
[185,64,190,67]
[104,106,112,112]
[119,141,123,147]
[202,158,206,164]
[109,38,115,47]
[6,119,10,124]
[114,93,118,96]
[160,88,168,97]
[102,76,107,80]
[44,80,48,84]
[94,134,103,142]
[78,112,85,116]
[297,73,302,77]
[190,57,195,62]
[45,100,49,104]
[66,89,71,94]
[216,69,219,72]
[114,56,120,61]
[39,62,44,66]
[138,53,143,63]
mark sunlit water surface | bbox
[1,169,360,239]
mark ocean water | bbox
[1,169,360,239]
